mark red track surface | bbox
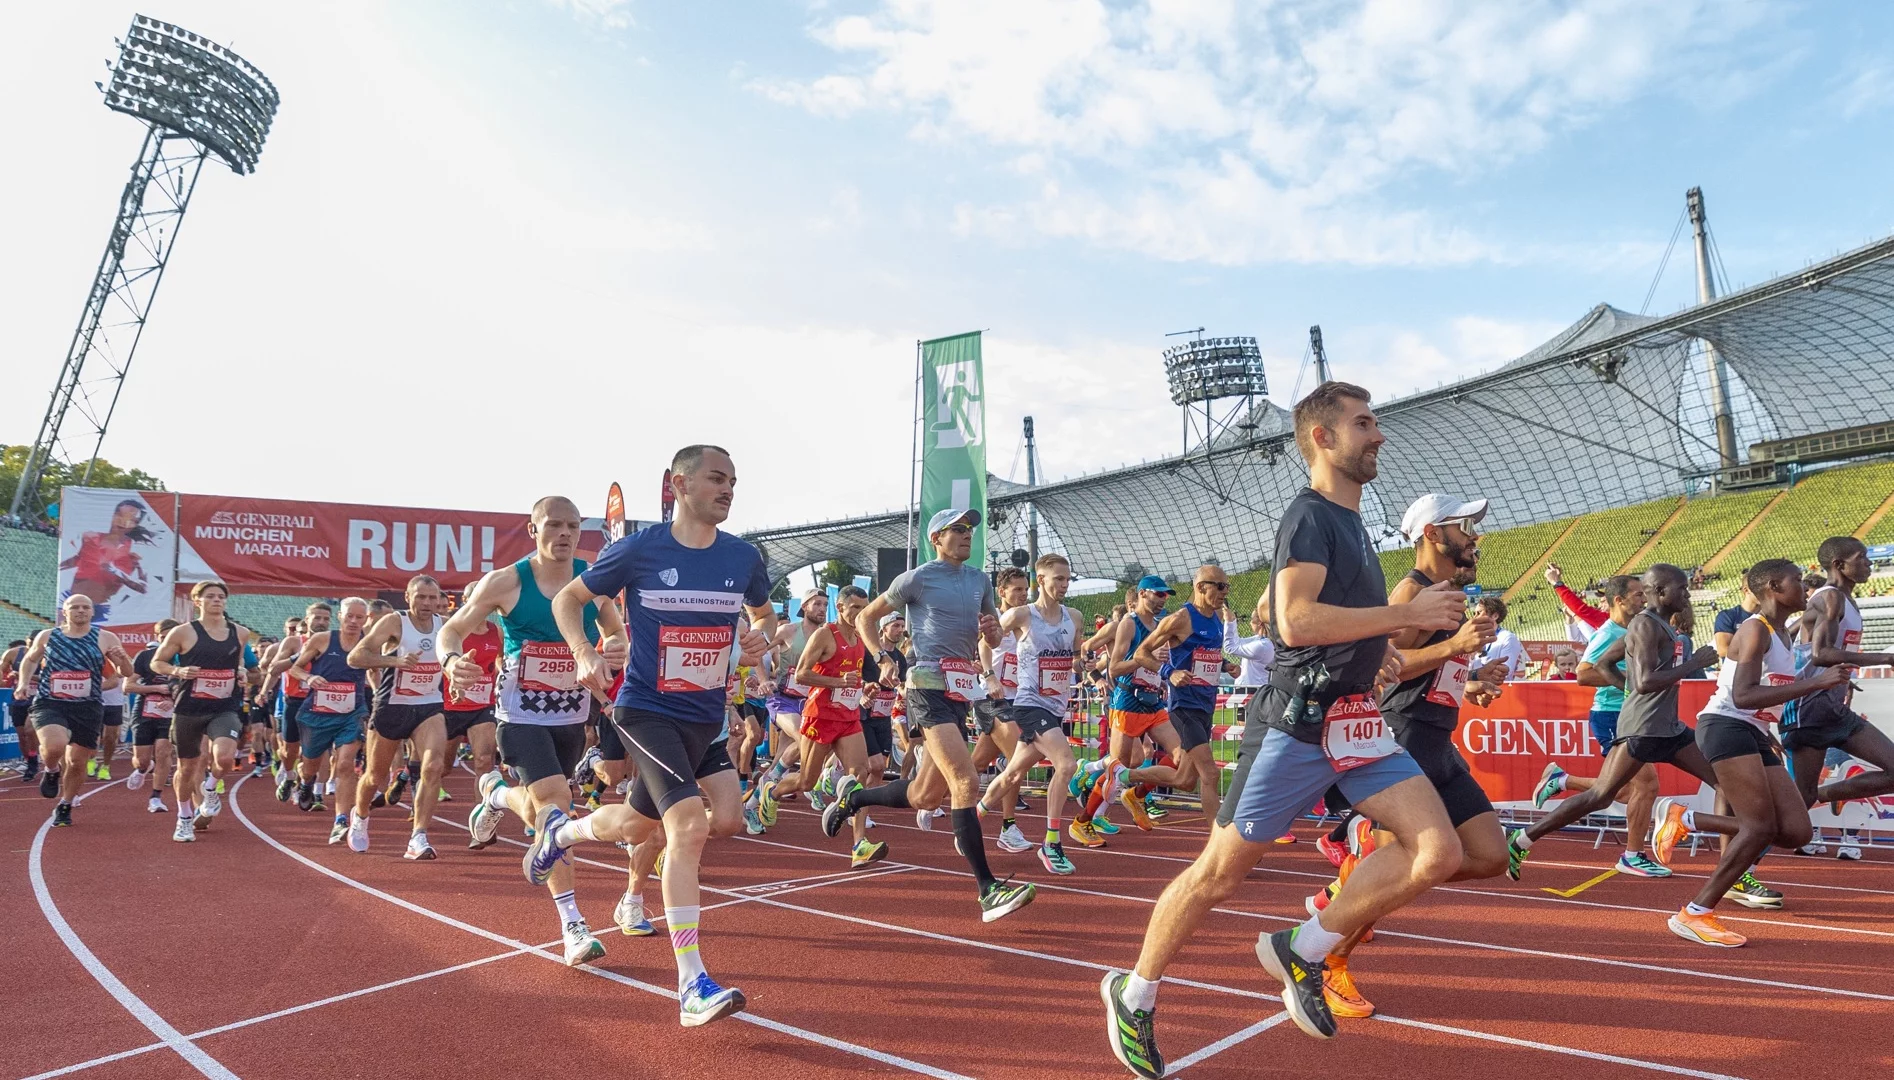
[8,764,1892,1080]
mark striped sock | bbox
[552,889,581,925]
[1045,823,1060,846]
[667,906,706,991]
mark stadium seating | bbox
[1716,461,1894,575]
[227,593,332,636]
[1640,488,1780,577]
[0,528,58,620]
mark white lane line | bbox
[1165,1013,1291,1073]
[21,944,549,1080]
[230,780,972,1080]
[1370,1015,1750,1080]
[28,780,240,1080]
[1526,855,1894,897]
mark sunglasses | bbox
[941,524,973,535]
[1197,581,1229,592]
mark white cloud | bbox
[757,0,1771,266]
[544,0,635,31]
[1351,315,1568,398]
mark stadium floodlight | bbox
[10,15,278,518]
[1163,335,1268,407]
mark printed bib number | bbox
[140,694,175,720]
[783,673,808,698]
[456,676,495,707]
[833,685,863,710]
[1754,672,1795,725]
[998,653,1018,691]
[658,626,734,694]
[871,690,896,717]
[190,669,237,700]
[1190,647,1222,687]
[519,641,579,692]
[1038,654,1075,697]
[1424,656,1470,708]
[50,671,91,700]
[309,684,357,715]
[939,658,982,703]
[1131,665,1163,691]
[1322,695,1399,771]
[395,662,442,698]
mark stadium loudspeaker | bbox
[876,547,911,591]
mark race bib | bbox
[456,676,495,707]
[1322,695,1399,771]
[1673,640,1685,664]
[50,671,91,700]
[395,662,442,698]
[833,685,862,710]
[783,673,808,698]
[1189,647,1222,687]
[519,641,579,693]
[870,690,896,717]
[939,657,982,703]
[190,669,237,701]
[309,684,357,715]
[1131,665,1163,691]
[1038,654,1075,697]
[998,652,1018,691]
[658,626,734,693]
[1424,656,1470,708]
[284,670,309,698]
[140,694,175,720]
[1755,672,1795,725]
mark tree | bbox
[0,445,166,520]
[818,558,858,590]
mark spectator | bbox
[1545,562,1607,634]
[1712,571,1759,658]
[1548,646,1580,680]
[1476,596,1526,679]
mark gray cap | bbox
[926,507,982,536]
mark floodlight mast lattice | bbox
[1163,331,1269,455]
[9,15,278,518]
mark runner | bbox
[1131,563,1237,829]
[1509,565,1735,883]
[348,574,453,860]
[1783,536,1894,813]
[150,582,254,841]
[748,592,826,821]
[18,595,135,825]
[823,507,1039,922]
[125,620,180,813]
[1673,559,1845,947]
[970,567,1029,846]
[443,609,502,786]
[1102,382,1464,1075]
[982,552,1084,875]
[264,604,330,802]
[1,639,36,782]
[91,660,125,783]
[440,495,629,969]
[287,597,373,845]
[1070,575,1182,847]
[528,445,775,1024]
[857,612,908,831]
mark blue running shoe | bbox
[679,972,747,1027]
[523,805,572,886]
[1092,816,1121,836]
[1533,763,1567,810]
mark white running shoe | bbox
[404,831,437,861]
[563,919,606,966]
[325,779,337,796]
[614,893,655,936]
[996,822,1033,853]
[200,791,223,818]
[127,768,147,792]
[863,812,876,829]
[173,817,196,842]
[1837,839,1863,861]
[147,796,167,814]
[933,807,947,819]
[916,809,934,831]
[1798,841,1828,856]
[348,811,371,853]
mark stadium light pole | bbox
[10,15,278,519]
[1687,186,1738,469]
[1309,325,1330,384]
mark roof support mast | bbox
[1309,326,1330,384]
[1023,416,1039,581]
[1687,186,1738,469]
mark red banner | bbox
[1455,680,1718,805]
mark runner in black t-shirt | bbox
[1103,382,1465,1077]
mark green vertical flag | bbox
[918,331,988,569]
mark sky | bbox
[6,0,1894,540]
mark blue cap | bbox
[1136,574,1173,594]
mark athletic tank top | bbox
[1014,604,1078,714]
[1617,610,1688,740]
[1109,613,1166,713]
[388,612,444,706]
[131,645,174,722]
[803,623,866,723]
[1380,570,1470,733]
[1789,585,1863,728]
[306,626,369,717]
[100,675,126,707]
[497,557,598,727]
[173,619,244,716]
[36,626,104,703]
[1700,613,1796,729]
[1165,603,1226,714]
[776,622,815,700]
[995,631,1019,700]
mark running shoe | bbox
[814,769,837,805]
[1017,795,1032,813]
[200,790,223,819]
[296,783,317,813]
[1322,958,1374,1018]
[820,776,863,839]
[1346,813,1377,859]
[39,768,59,799]
[328,815,349,845]
[570,745,601,788]
[809,787,829,813]
[1069,768,1095,801]
[1725,871,1784,909]
[193,809,213,832]
[1274,833,1298,844]
[96,764,112,782]
[348,810,371,854]
[743,805,765,835]
[1651,797,1688,866]
[1505,828,1531,881]
[679,971,746,1027]
[173,816,196,842]
[369,789,389,809]
[1305,881,1336,917]
[468,773,506,849]
[249,761,267,779]
[1837,838,1863,861]
[21,757,38,782]
[276,768,296,802]
[1316,831,1347,869]
[522,805,571,885]
[1533,762,1567,810]
[127,767,146,792]
[997,822,1033,853]
[1255,928,1337,1039]
[386,773,409,807]
[562,919,606,967]
[1092,815,1121,836]
[86,759,99,779]
[147,796,167,814]
[1797,841,1829,856]
[756,780,781,827]
[1040,841,1075,875]
[51,803,73,828]
[1832,765,1866,817]
[404,831,436,861]
[979,877,1036,922]
[216,778,227,795]
[1068,820,1106,848]
[1100,971,1164,1080]
[1119,785,1152,832]
[614,893,655,936]
[1617,851,1670,877]
[915,808,935,831]
[851,839,888,869]
[1668,907,1746,947]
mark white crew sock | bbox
[1681,807,1697,831]
[1515,832,1534,850]
[485,781,510,812]
[1290,912,1344,963]
[553,889,581,925]
[554,815,598,848]
[1120,973,1160,1012]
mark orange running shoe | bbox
[1120,789,1153,831]
[1322,959,1374,1018]
[1346,814,1377,860]
[1068,820,1107,848]
[1274,833,1298,844]
[1651,797,1688,866]
[1668,907,1746,948]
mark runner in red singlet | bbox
[444,612,503,791]
[263,603,331,802]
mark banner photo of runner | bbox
[917,330,988,569]
[54,487,179,645]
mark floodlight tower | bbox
[1162,331,1269,456]
[10,15,278,518]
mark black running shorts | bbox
[444,708,495,741]
[615,707,734,819]
[497,721,587,785]
[32,699,105,750]
[1169,706,1213,752]
[371,702,443,741]
[171,710,243,759]
[1619,729,1696,765]
[1696,714,1782,767]
[861,712,894,760]
[906,688,971,738]
[132,718,169,747]
[1008,703,1066,743]
[101,705,124,729]
[1392,719,1494,828]
[595,700,627,762]
[1780,713,1868,754]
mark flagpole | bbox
[907,338,922,572]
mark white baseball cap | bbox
[1400,493,1489,541]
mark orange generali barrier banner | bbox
[1455,680,1717,806]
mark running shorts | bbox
[101,705,124,728]
[8,696,29,730]
[1008,703,1066,743]
[616,707,734,819]
[496,720,586,785]
[1780,712,1868,754]
[371,703,442,741]
[298,703,367,759]
[800,707,862,746]
[1218,722,1422,842]
[861,712,893,760]
[594,700,627,762]
[1618,729,1697,765]
[1588,710,1620,757]
[1391,720,1493,828]
[444,708,495,741]
[132,718,170,747]
[279,694,305,741]
[1168,706,1213,752]
[1696,714,1782,767]
[172,711,243,759]
[31,700,105,751]
[972,698,1010,737]
[1108,707,1168,740]
[905,688,971,738]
